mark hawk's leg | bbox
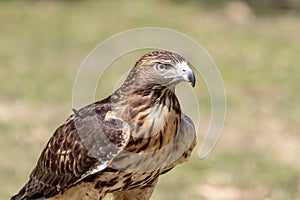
[47,182,106,200]
[111,179,158,200]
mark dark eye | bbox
[155,63,171,72]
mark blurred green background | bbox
[0,1,299,199]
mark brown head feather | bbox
[134,50,187,67]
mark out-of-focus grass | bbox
[0,1,299,199]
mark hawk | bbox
[12,50,197,200]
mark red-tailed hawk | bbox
[12,50,196,200]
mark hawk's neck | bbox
[110,85,181,152]
[111,84,180,116]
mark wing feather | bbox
[13,97,130,199]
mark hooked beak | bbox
[177,62,196,87]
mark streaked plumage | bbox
[12,50,197,200]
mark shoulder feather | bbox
[13,97,130,199]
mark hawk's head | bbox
[126,50,195,89]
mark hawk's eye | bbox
[155,63,171,72]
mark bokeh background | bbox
[1,1,299,199]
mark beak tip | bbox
[191,81,195,87]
